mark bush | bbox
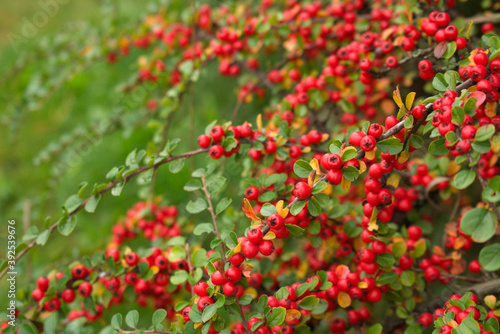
[2,0,500,334]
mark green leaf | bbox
[298,296,319,310]
[202,304,217,322]
[432,73,448,91]
[111,313,123,330]
[286,224,305,236]
[22,226,39,241]
[186,198,207,214]
[152,309,167,328]
[409,135,423,149]
[377,272,398,285]
[461,207,497,243]
[480,243,500,271]
[428,139,448,156]
[168,245,187,261]
[376,138,403,155]
[125,310,139,329]
[191,249,207,267]
[260,203,277,216]
[312,181,327,194]
[452,106,465,125]
[443,41,457,59]
[453,316,480,334]
[65,195,83,212]
[400,270,415,287]
[367,324,383,334]
[452,169,476,190]
[84,194,101,213]
[341,148,358,162]
[216,198,232,215]
[275,287,289,300]
[476,124,495,141]
[290,200,306,216]
[184,179,202,192]
[58,216,77,236]
[239,294,253,305]
[44,311,58,334]
[377,253,395,267]
[267,307,286,327]
[36,230,50,246]
[293,160,313,178]
[169,158,185,173]
[193,223,215,235]
[170,270,189,284]
[307,198,321,217]
[342,166,360,181]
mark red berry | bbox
[294,182,312,200]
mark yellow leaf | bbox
[276,136,287,147]
[194,322,204,329]
[297,261,308,279]
[310,158,321,174]
[244,287,258,298]
[398,150,409,163]
[393,85,403,108]
[242,199,259,221]
[280,208,289,219]
[321,133,330,142]
[256,114,263,132]
[286,309,302,322]
[359,160,367,174]
[386,174,400,188]
[263,231,276,240]
[233,242,242,254]
[334,76,345,90]
[365,150,375,161]
[340,146,357,158]
[466,20,473,40]
[150,265,160,275]
[341,177,351,191]
[275,200,284,215]
[338,291,351,308]
[251,220,264,229]
[448,319,459,328]
[405,92,416,110]
[302,146,311,153]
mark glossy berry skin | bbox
[125,252,139,266]
[294,182,312,200]
[44,298,61,312]
[241,240,259,259]
[226,266,242,282]
[197,134,211,148]
[194,281,209,297]
[267,213,284,230]
[209,145,224,159]
[31,288,44,302]
[197,296,213,311]
[469,260,481,273]
[258,240,274,256]
[61,289,76,303]
[209,126,225,142]
[247,228,263,244]
[211,271,227,286]
[229,253,245,266]
[37,277,50,292]
[245,186,260,200]
[407,226,422,240]
[418,313,433,327]
[424,266,441,282]
[360,135,376,151]
[78,282,93,297]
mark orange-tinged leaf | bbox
[445,222,458,237]
[381,99,396,115]
[286,309,302,322]
[336,264,351,279]
[308,169,317,187]
[369,207,379,231]
[338,291,352,308]
[405,92,416,110]
[334,76,345,90]
[453,236,466,250]
[321,133,330,142]
[302,146,312,153]
[263,231,276,240]
[449,319,459,328]
[450,258,466,275]
[242,199,259,221]
[341,177,351,191]
[485,295,497,310]
[386,173,400,188]
[393,85,403,108]
[256,114,263,132]
[150,265,160,275]
[194,322,204,329]
[251,220,264,229]
[358,282,368,289]
[276,135,287,147]
[280,208,289,219]
[446,161,461,176]
[485,102,497,118]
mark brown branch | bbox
[234,299,252,334]
[0,148,209,281]
[118,330,171,334]
[201,175,227,265]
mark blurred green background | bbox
[0,0,251,323]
